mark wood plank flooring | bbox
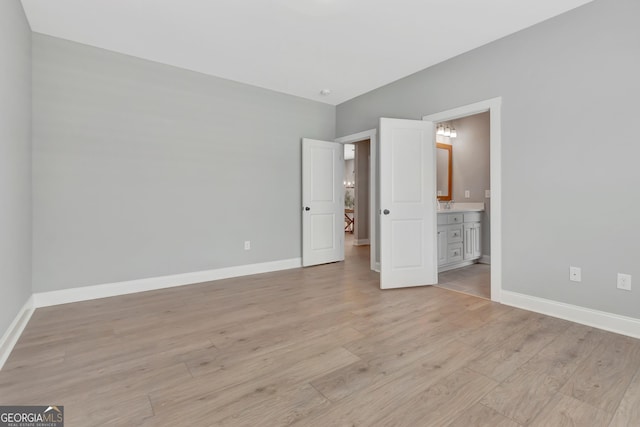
[1,242,639,426]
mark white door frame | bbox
[423,97,502,302]
[335,129,377,272]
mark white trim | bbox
[479,255,491,264]
[423,97,502,303]
[33,258,302,308]
[335,129,377,145]
[335,129,377,272]
[353,239,370,246]
[502,290,640,340]
[375,262,381,273]
[0,296,34,370]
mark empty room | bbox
[1,0,640,425]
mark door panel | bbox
[310,213,335,250]
[302,138,344,267]
[380,118,437,289]
[464,223,474,260]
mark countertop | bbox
[437,202,485,213]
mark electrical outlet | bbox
[465,190,470,198]
[485,190,491,198]
[617,273,632,291]
[569,266,581,282]
[244,241,251,250]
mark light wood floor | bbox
[437,263,491,299]
[2,245,640,426]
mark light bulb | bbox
[444,126,451,137]
[450,127,457,138]
[436,124,444,135]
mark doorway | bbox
[343,140,372,266]
[335,129,377,271]
[423,97,502,302]
[434,112,491,299]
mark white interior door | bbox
[380,118,437,289]
[302,138,344,267]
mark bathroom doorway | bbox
[434,112,491,299]
[423,97,502,302]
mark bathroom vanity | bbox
[437,203,484,272]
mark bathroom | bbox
[435,111,491,298]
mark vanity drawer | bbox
[437,214,449,225]
[448,243,463,263]
[447,225,463,243]
[464,212,482,223]
[447,214,463,224]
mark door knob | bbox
[383,209,390,215]
[304,207,310,211]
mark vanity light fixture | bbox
[437,122,457,138]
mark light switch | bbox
[464,190,470,198]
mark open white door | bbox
[380,118,437,289]
[302,138,344,267]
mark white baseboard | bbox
[374,262,381,273]
[501,290,640,339]
[33,258,302,308]
[438,260,477,273]
[354,239,370,246]
[479,255,491,264]
[0,296,35,370]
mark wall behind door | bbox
[354,140,370,242]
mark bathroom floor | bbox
[436,263,490,299]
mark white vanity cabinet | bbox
[437,211,482,272]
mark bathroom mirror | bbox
[436,143,452,201]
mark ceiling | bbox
[21,0,593,105]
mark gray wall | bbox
[354,140,370,241]
[336,0,640,318]
[446,112,490,206]
[445,112,491,256]
[32,34,335,292]
[0,2,32,335]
